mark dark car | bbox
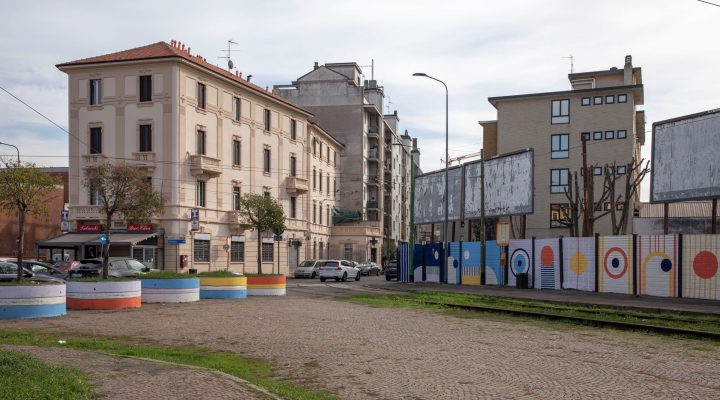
[358,262,381,276]
[385,261,398,281]
[4,259,69,280]
[53,260,81,273]
[0,262,66,283]
[69,257,155,278]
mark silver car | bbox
[294,260,323,279]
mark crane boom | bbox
[442,150,483,166]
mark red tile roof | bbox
[56,41,312,116]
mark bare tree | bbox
[560,171,582,237]
[605,158,650,235]
[582,163,612,237]
[509,215,525,239]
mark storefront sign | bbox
[60,210,69,233]
[127,224,153,232]
[77,224,102,232]
[191,209,200,231]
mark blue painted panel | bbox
[0,303,66,319]
[425,243,443,283]
[447,243,461,284]
[200,289,247,299]
[486,240,503,285]
[140,278,200,289]
[398,243,410,282]
[414,244,423,281]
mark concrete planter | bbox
[66,280,141,310]
[140,278,200,303]
[199,276,247,299]
[0,284,66,319]
[246,275,286,296]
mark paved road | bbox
[2,276,719,399]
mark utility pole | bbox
[480,149,486,285]
[581,137,590,237]
[409,154,415,282]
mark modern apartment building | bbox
[481,55,645,238]
[53,40,346,273]
[275,64,419,262]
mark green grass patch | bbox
[0,349,93,400]
[244,273,284,277]
[343,291,720,336]
[196,270,240,277]
[0,281,64,286]
[137,271,196,279]
[67,276,137,282]
[0,329,336,400]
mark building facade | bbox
[481,55,645,238]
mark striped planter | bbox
[199,276,247,299]
[66,280,141,310]
[0,284,66,319]
[247,276,286,296]
[140,278,200,303]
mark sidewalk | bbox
[365,280,720,316]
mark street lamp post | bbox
[0,142,20,164]
[413,73,449,282]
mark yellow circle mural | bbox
[570,252,587,275]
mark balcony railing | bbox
[368,126,379,134]
[70,205,104,219]
[81,154,108,169]
[366,200,378,209]
[368,149,378,159]
[189,155,222,178]
[131,152,156,170]
[286,176,309,195]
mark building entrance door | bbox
[288,244,299,274]
[133,247,158,269]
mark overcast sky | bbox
[1,0,718,201]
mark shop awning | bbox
[37,233,101,248]
[83,231,160,246]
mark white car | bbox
[294,260,324,279]
[319,260,360,282]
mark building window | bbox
[231,242,244,262]
[263,108,270,131]
[197,130,206,155]
[617,166,627,175]
[551,134,569,158]
[327,147,331,161]
[319,142,323,158]
[581,132,590,141]
[593,96,603,105]
[233,140,241,166]
[327,208,331,226]
[313,204,316,223]
[290,156,296,177]
[605,131,614,140]
[593,131,603,141]
[581,97,591,106]
[319,205,322,225]
[290,119,297,140]
[262,243,274,262]
[617,130,627,139]
[333,179,336,196]
[233,97,241,121]
[90,79,102,105]
[90,127,102,154]
[290,196,296,218]
[334,152,337,165]
[139,75,152,102]
[194,239,210,262]
[232,186,240,210]
[327,176,330,196]
[604,202,612,211]
[551,169,569,193]
[319,171,323,192]
[551,99,569,124]
[605,95,615,104]
[90,181,102,205]
[550,204,569,228]
[197,83,206,109]
[196,181,206,207]
[594,167,603,176]
[313,169,317,189]
[263,149,271,173]
[618,94,627,103]
[617,203,625,211]
[139,125,152,152]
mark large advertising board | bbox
[413,166,463,224]
[651,109,720,203]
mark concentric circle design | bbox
[510,248,530,276]
[603,247,628,279]
[642,251,672,274]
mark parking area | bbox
[2,279,720,399]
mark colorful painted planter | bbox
[199,276,247,299]
[66,280,141,310]
[0,284,66,319]
[140,278,200,303]
[246,275,286,296]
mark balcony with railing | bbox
[367,149,379,160]
[81,154,109,169]
[367,125,379,138]
[131,152,156,171]
[189,155,222,178]
[367,175,380,187]
[286,176,309,195]
[69,205,104,220]
[366,200,378,209]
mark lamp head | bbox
[412,73,427,77]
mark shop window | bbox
[194,239,210,262]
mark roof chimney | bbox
[623,55,633,85]
[394,110,397,116]
[412,138,417,149]
[314,62,319,70]
[247,75,252,82]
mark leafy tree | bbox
[236,193,285,274]
[82,163,165,278]
[0,157,62,282]
[381,240,397,265]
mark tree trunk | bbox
[102,219,112,278]
[17,210,26,283]
[257,232,263,274]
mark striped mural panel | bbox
[534,238,560,290]
[636,235,679,297]
[485,240,503,285]
[461,242,481,285]
[598,235,634,294]
[682,235,720,300]
[398,243,410,283]
[562,237,596,291]
[424,243,443,283]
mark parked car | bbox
[318,260,360,282]
[294,260,324,279]
[0,262,66,283]
[52,260,81,273]
[358,262,381,276]
[4,259,69,280]
[385,261,398,281]
[69,257,155,278]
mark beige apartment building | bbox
[481,55,645,238]
[54,40,354,273]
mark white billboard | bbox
[413,166,463,224]
[464,149,534,218]
[651,109,720,203]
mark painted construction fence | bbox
[397,234,720,300]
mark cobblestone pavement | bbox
[2,283,720,399]
[2,345,267,400]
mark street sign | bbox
[168,236,186,245]
[223,243,230,252]
[274,235,283,241]
[191,209,200,231]
[99,234,107,244]
[61,210,69,233]
[273,227,284,236]
[15,237,20,244]
[496,222,510,246]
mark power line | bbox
[697,0,720,7]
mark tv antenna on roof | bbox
[562,55,574,74]
[386,98,393,114]
[219,39,240,72]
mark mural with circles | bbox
[460,242,481,285]
[636,235,678,297]
[562,237,596,291]
[682,235,720,300]
[508,239,533,287]
[447,243,461,284]
[534,239,560,290]
[424,243,443,283]
[484,240,503,285]
[598,235,634,294]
